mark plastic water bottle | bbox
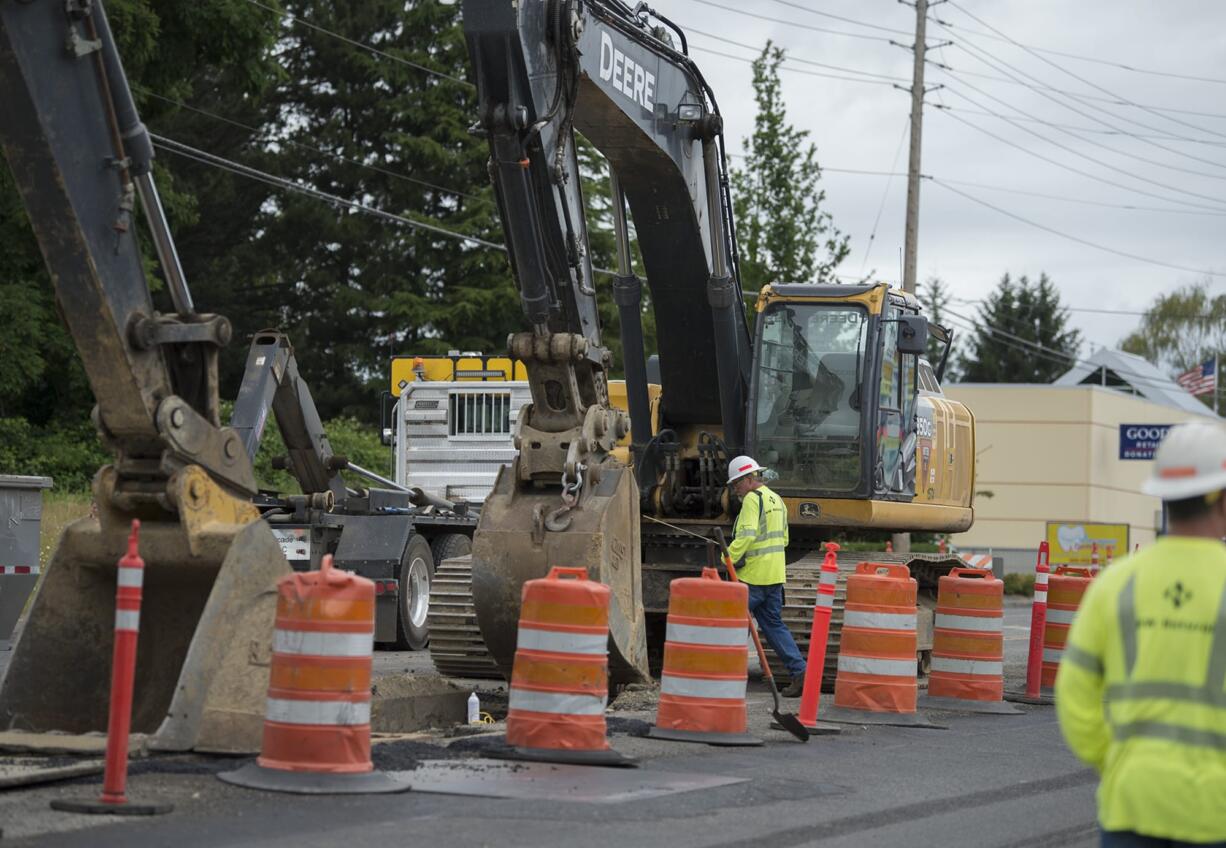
[467,691,480,724]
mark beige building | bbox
[946,349,1217,572]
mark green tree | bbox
[176,0,514,422]
[1120,279,1226,374]
[731,41,849,293]
[958,273,1082,383]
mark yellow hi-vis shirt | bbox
[1055,536,1226,843]
[725,484,789,585]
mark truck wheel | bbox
[431,532,472,565]
[395,534,435,651]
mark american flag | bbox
[1177,357,1217,397]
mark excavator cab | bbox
[751,283,973,534]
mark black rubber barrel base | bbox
[647,727,763,747]
[51,797,174,816]
[217,762,409,795]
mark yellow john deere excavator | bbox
[439,0,975,684]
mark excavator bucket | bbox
[0,468,290,754]
[470,462,650,684]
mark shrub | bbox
[1003,572,1036,596]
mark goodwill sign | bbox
[1119,424,1173,460]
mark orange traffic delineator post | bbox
[51,521,173,816]
[649,568,761,746]
[920,568,1020,715]
[794,542,842,735]
[824,562,939,728]
[1041,566,1093,688]
[1089,543,1100,577]
[219,555,407,794]
[501,566,634,767]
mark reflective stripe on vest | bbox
[935,612,1003,633]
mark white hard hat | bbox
[727,455,765,484]
[1141,421,1226,500]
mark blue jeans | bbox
[1102,832,1226,847]
[747,583,806,679]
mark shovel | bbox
[713,529,809,743]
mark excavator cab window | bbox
[752,302,868,494]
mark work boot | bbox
[781,675,804,698]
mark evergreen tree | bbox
[731,41,849,293]
[198,0,514,421]
[958,273,1082,383]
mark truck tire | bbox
[395,534,435,650]
[430,532,472,565]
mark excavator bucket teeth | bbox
[470,464,650,685]
[0,514,289,754]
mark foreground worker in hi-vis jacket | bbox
[1056,421,1226,847]
[724,455,807,697]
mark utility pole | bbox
[901,0,929,295]
[893,0,945,555]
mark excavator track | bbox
[426,555,502,680]
[765,551,968,688]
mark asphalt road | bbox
[0,600,1098,848]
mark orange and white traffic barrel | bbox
[219,555,406,794]
[650,568,760,746]
[1041,566,1093,688]
[828,563,934,726]
[922,568,1019,715]
[504,567,631,766]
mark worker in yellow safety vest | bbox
[725,455,806,697]
[1056,421,1226,846]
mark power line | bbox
[925,58,1226,122]
[931,178,1225,279]
[685,28,908,82]
[152,133,506,250]
[938,79,1226,186]
[950,296,1153,318]
[860,118,909,276]
[928,11,1226,86]
[931,100,1226,149]
[944,1,1226,142]
[762,0,911,36]
[244,0,471,88]
[150,133,640,281]
[935,108,1226,214]
[680,0,895,44]
[931,175,1226,218]
[139,87,481,201]
[933,21,1226,166]
[688,44,897,87]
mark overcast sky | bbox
[649,0,1226,360]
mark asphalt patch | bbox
[372,738,467,771]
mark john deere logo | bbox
[1164,581,1193,609]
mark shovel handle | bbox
[713,529,777,687]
